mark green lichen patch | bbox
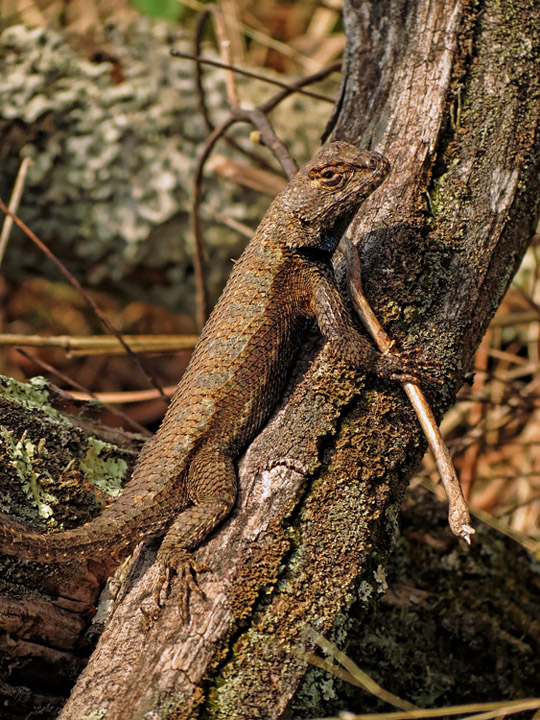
[79,437,128,498]
[0,374,131,529]
[0,375,65,422]
[0,427,57,518]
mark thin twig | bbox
[209,5,240,109]
[191,114,239,329]
[171,49,337,103]
[233,107,298,179]
[210,209,254,238]
[207,153,286,195]
[0,198,170,405]
[188,53,339,327]
[0,333,198,356]
[341,235,474,542]
[193,7,239,131]
[193,10,216,133]
[17,348,151,436]
[0,157,33,267]
[191,102,300,328]
[302,628,417,711]
[189,10,274,171]
[178,0,319,68]
[316,697,540,720]
[68,386,178,404]
[259,61,341,114]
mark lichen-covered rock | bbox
[0,21,331,314]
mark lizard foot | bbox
[153,550,210,622]
[380,347,443,388]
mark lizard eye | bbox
[318,168,345,187]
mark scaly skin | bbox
[0,142,430,600]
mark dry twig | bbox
[0,198,169,404]
[16,348,151,436]
[182,39,338,326]
[341,235,474,541]
[0,333,198,356]
[0,157,33,266]
[171,49,337,104]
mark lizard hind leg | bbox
[153,446,238,621]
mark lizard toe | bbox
[154,549,209,621]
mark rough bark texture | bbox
[2,0,540,718]
[292,490,540,718]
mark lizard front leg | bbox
[306,264,437,385]
[153,446,237,620]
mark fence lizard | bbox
[0,142,434,612]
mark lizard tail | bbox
[0,513,132,563]
[0,423,191,564]
[0,462,180,563]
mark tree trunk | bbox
[4,0,540,718]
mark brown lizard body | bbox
[0,142,430,600]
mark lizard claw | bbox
[153,550,210,622]
[382,348,442,388]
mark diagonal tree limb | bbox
[6,1,539,718]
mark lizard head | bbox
[281,141,390,254]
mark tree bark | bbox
[0,378,143,718]
[3,1,540,718]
